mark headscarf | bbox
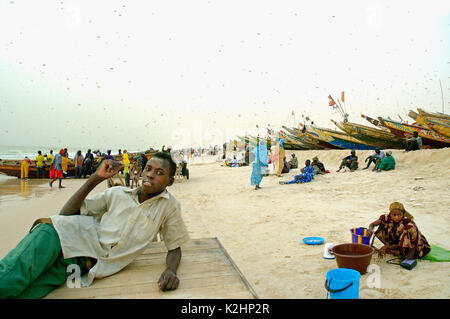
[59,149,65,155]
[253,140,268,165]
[279,138,285,150]
[389,202,414,220]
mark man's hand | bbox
[158,269,179,291]
[94,160,124,180]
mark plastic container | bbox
[350,227,371,245]
[325,268,360,299]
[331,243,375,274]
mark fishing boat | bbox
[408,109,450,138]
[362,114,450,148]
[309,125,379,150]
[278,132,311,150]
[298,124,344,149]
[281,126,324,150]
[0,150,158,179]
[331,119,405,149]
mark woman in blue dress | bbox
[250,139,269,190]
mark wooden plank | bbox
[45,237,257,299]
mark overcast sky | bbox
[0,0,449,151]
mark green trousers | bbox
[0,223,88,299]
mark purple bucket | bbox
[350,228,370,245]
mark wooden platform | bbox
[45,238,258,299]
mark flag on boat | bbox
[328,95,336,106]
[341,91,345,102]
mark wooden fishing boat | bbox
[309,126,379,150]
[409,109,450,138]
[331,119,405,149]
[363,114,450,148]
[281,126,323,150]
[278,132,311,150]
[417,108,450,122]
[0,150,158,179]
[298,124,344,150]
[237,136,257,147]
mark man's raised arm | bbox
[59,160,124,215]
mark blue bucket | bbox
[325,268,360,299]
[350,227,370,245]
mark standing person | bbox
[363,148,385,170]
[104,150,114,160]
[61,153,73,179]
[276,138,285,177]
[250,140,269,190]
[35,151,46,178]
[118,149,122,156]
[405,131,422,152]
[0,153,190,299]
[20,157,33,180]
[122,149,130,186]
[83,149,94,178]
[73,151,84,179]
[49,149,65,188]
[45,150,54,166]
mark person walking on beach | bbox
[62,152,73,179]
[250,139,269,190]
[83,149,94,178]
[36,151,46,178]
[0,152,189,299]
[74,150,84,179]
[49,149,65,188]
[20,156,33,180]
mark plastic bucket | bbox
[331,243,375,274]
[350,227,370,245]
[325,268,360,299]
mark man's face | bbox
[141,157,174,194]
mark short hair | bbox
[151,152,177,177]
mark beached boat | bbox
[281,126,324,150]
[331,119,405,149]
[309,125,379,150]
[0,150,158,179]
[408,109,450,138]
[298,124,344,150]
[363,114,450,149]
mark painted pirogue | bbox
[0,150,158,179]
[408,108,450,138]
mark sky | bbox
[0,0,449,151]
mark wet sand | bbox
[1,148,449,298]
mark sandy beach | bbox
[1,148,449,299]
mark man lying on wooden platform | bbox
[0,152,190,299]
